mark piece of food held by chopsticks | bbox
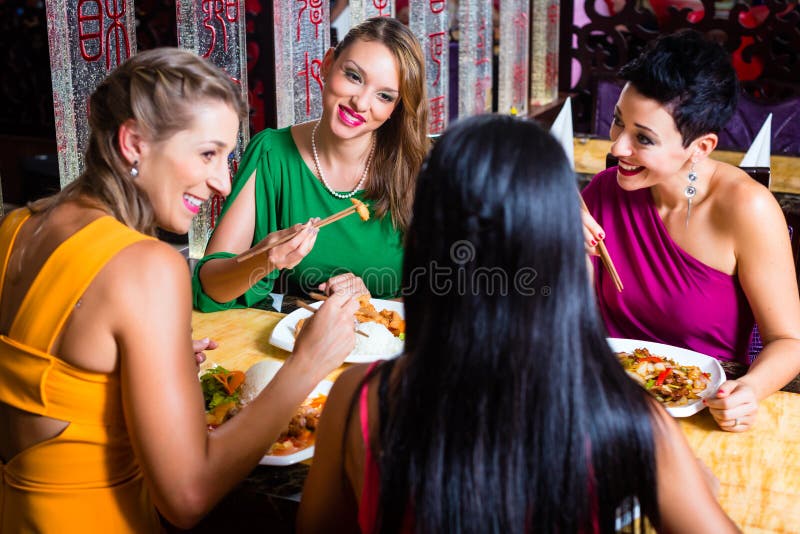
[236,198,370,263]
[200,361,328,456]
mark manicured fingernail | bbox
[202,337,209,343]
[598,232,605,240]
[590,239,597,246]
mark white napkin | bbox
[739,113,772,167]
[549,97,575,169]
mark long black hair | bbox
[371,114,660,533]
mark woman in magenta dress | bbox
[581,30,800,432]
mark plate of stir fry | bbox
[608,338,726,417]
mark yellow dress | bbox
[0,208,162,533]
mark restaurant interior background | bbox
[0,0,798,219]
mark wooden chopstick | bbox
[578,196,624,292]
[236,205,358,263]
[295,300,369,337]
[309,291,328,301]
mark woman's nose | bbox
[609,132,633,158]
[351,91,369,113]
[208,158,232,197]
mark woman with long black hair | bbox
[298,114,738,533]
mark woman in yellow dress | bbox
[0,48,358,532]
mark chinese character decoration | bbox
[410,0,450,134]
[349,0,394,25]
[45,0,137,187]
[177,0,249,258]
[530,0,559,106]
[273,0,330,128]
[457,0,493,118]
[498,0,529,116]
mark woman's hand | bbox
[256,218,320,270]
[704,379,759,432]
[291,291,360,380]
[318,272,370,299]
[192,337,218,366]
[580,207,606,255]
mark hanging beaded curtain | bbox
[45,0,137,187]
[497,0,529,116]
[409,0,450,134]
[176,0,249,258]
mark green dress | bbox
[192,127,404,312]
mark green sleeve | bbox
[191,130,284,312]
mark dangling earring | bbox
[130,161,139,178]
[685,161,697,226]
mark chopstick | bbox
[309,292,328,301]
[578,196,624,292]
[236,204,359,263]
[296,300,369,338]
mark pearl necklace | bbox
[311,120,375,199]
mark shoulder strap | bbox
[0,208,32,300]
[10,217,154,353]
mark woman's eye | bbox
[612,115,623,127]
[345,70,362,83]
[636,134,654,146]
[377,92,395,103]
[202,151,215,161]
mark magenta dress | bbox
[582,167,754,364]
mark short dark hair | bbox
[618,29,738,147]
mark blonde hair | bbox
[31,48,248,235]
[334,17,429,232]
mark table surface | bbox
[574,137,800,195]
[192,308,800,532]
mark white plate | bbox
[607,338,726,418]
[269,298,405,364]
[259,379,333,466]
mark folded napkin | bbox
[740,113,772,167]
[549,97,575,169]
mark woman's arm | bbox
[650,406,740,533]
[113,241,358,528]
[197,171,318,303]
[706,181,800,431]
[297,365,369,534]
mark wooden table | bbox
[191,308,800,533]
[573,137,800,195]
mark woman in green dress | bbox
[193,17,428,311]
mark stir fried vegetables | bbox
[200,365,245,426]
[617,348,711,406]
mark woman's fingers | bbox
[580,208,605,255]
[319,273,370,298]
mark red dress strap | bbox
[358,361,381,534]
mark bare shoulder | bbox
[97,239,190,318]
[710,160,783,232]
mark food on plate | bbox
[267,394,327,456]
[295,295,406,340]
[616,348,711,406]
[351,198,370,221]
[354,294,405,336]
[351,321,404,356]
[200,365,245,426]
[202,360,328,457]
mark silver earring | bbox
[685,161,697,226]
[130,161,139,178]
